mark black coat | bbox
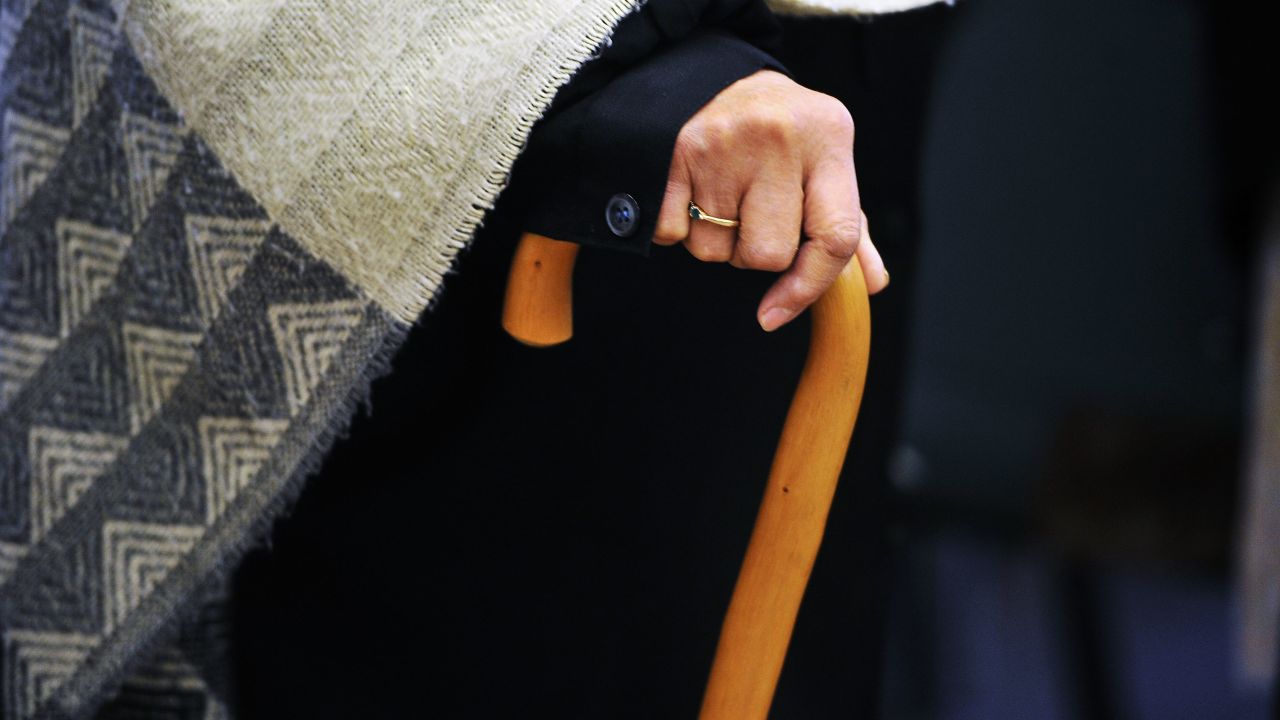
[230,2,944,717]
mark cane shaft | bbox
[502,231,872,720]
[698,260,871,720]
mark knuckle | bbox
[748,106,797,146]
[836,105,856,138]
[687,240,732,263]
[784,272,825,306]
[674,125,712,159]
[653,223,684,244]
[829,100,855,135]
[737,239,794,271]
[810,219,860,260]
[699,117,737,152]
[809,95,854,140]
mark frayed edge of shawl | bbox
[47,2,653,713]
[390,0,646,323]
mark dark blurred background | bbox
[232,1,1277,718]
[848,0,1274,718]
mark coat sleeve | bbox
[511,0,952,254]
[513,0,789,255]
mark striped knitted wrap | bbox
[0,0,941,717]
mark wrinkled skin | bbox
[656,69,889,331]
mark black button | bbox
[605,193,640,238]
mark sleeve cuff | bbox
[519,31,787,256]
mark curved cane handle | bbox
[501,229,872,720]
[502,233,580,347]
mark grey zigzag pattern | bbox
[0,2,407,718]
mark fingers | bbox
[854,210,890,294]
[685,189,738,262]
[732,160,803,272]
[656,139,884,335]
[757,156,861,332]
[654,154,692,246]
[662,157,802,269]
[683,146,743,262]
[649,70,886,333]
[656,134,741,261]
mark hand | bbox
[655,69,889,331]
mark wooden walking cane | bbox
[501,219,872,719]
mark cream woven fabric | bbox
[125,0,948,324]
[0,1,941,717]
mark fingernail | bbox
[882,269,891,287]
[760,307,794,332]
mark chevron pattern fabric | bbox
[0,0,939,716]
[0,0,657,715]
[0,4,391,717]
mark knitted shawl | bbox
[0,0,942,717]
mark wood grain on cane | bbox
[501,220,872,719]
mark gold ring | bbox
[689,201,740,228]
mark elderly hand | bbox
[655,69,888,331]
